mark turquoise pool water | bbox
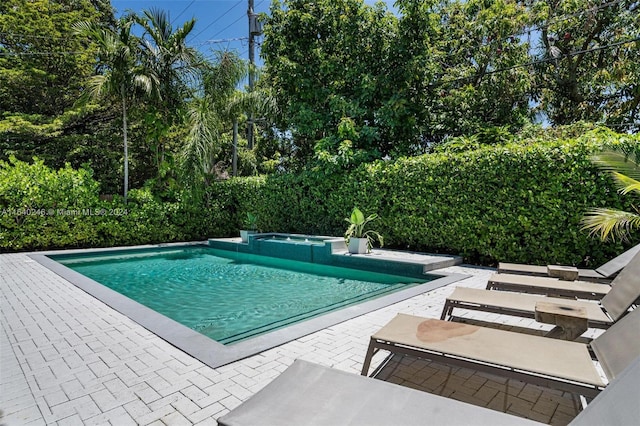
[53,246,427,344]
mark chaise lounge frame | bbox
[486,272,611,300]
[361,307,640,400]
[441,250,640,330]
[498,243,640,283]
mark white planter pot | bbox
[240,230,256,243]
[348,237,368,254]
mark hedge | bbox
[227,128,639,266]
[0,157,229,251]
[2,128,638,267]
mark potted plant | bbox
[344,207,384,254]
[240,212,258,243]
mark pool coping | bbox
[30,242,468,368]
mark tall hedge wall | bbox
[224,128,638,266]
[2,128,638,267]
[0,157,230,251]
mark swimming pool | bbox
[37,242,464,367]
[53,246,424,345]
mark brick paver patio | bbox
[1,252,603,425]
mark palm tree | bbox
[180,51,276,180]
[73,17,157,203]
[131,8,203,169]
[180,51,245,178]
[581,147,640,241]
[133,8,201,107]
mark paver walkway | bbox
[1,252,603,425]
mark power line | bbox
[430,35,640,89]
[171,0,196,25]
[198,36,248,46]
[0,51,86,56]
[209,12,246,40]
[188,1,243,42]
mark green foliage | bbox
[396,0,534,142]
[0,104,124,193]
[207,128,637,266]
[129,8,204,181]
[581,144,640,242]
[435,126,515,154]
[180,51,249,180]
[243,212,259,231]
[0,157,221,251]
[0,156,101,250]
[261,0,638,161]
[3,129,637,267]
[0,1,125,193]
[262,0,398,161]
[0,0,102,115]
[73,14,159,202]
[531,0,640,131]
[313,117,379,170]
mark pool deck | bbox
[1,250,604,425]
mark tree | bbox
[73,17,157,203]
[262,0,398,165]
[181,51,247,179]
[0,0,125,193]
[262,0,535,162]
[532,0,640,131]
[0,0,102,115]
[131,8,203,172]
[180,51,276,180]
[395,0,534,144]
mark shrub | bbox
[0,157,218,251]
[213,128,638,266]
[3,127,638,268]
[0,156,103,250]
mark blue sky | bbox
[111,1,395,64]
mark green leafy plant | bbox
[243,212,259,231]
[344,207,384,251]
[581,147,640,242]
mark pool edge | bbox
[31,243,468,369]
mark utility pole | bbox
[232,120,238,176]
[247,0,261,149]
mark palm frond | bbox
[612,172,640,196]
[593,148,640,181]
[179,98,223,177]
[227,89,277,119]
[203,51,247,98]
[580,208,640,242]
[85,74,110,99]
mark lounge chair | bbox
[486,272,611,300]
[217,359,539,426]
[441,250,640,334]
[568,353,640,426]
[360,306,640,400]
[498,243,640,283]
[218,355,640,426]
